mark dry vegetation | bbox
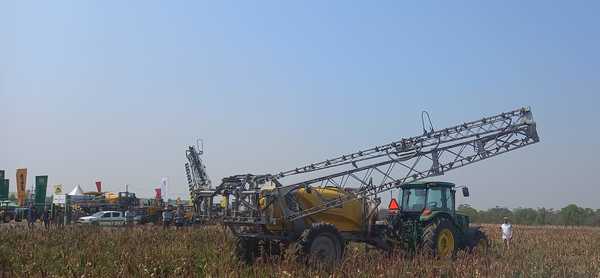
[1,224,600,277]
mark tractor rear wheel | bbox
[421,219,457,258]
[295,223,344,265]
[235,237,259,264]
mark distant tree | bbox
[455,205,600,227]
[594,209,600,226]
[513,207,538,225]
[559,204,585,226]
[534,208,554,225]
[581,208,600,226]
[480,206,512,223]
[8,192,16,201]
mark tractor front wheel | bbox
[295,223,345,265]
[421,219,457,259]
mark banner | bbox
[0,170,6,199]
[160,177,168,201]
[53,194,66,204]
[16,168,27,206]
[95,179,102,192]
[1,179,8,200]
[53,184,64,195]
[35,175,48,209]
[155,188,161,200]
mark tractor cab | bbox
[392,181,472,230]
[396,181,465,219]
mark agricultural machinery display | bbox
[208,107,539,263]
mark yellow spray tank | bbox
[260,186,373,233]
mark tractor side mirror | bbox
[462,187,470,197]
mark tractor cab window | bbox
[427,187,452,211]
[401,188,427,212]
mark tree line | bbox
[458,204,600,226]
[6,192,599,226]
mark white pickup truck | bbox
[77,211,126,226]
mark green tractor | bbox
[384,181,488,258]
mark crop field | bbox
[1,224,600,277]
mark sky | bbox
[1,1,599,209]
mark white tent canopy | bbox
[68,185,85,196]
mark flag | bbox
[95,179,102,192]
[0,170,6,200]
[1,179,8,200]
[35,176,48,210]
[155,188,162,199]
[160,177,168,201]
[16,168,27,206]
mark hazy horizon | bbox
[1,1,599,210]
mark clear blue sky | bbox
[1,1,599,209]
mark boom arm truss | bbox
[186,143,212,202]
[218,107,539,225]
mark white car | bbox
[77,211,126,226]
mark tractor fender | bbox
[419,210,453,223]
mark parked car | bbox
[77,211,125,226]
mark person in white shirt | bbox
[500,217,513,249]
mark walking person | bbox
[130,209,136,226]
[57,208,64,228]
[162,207,172,230]
[27,206,36,229]
[175,205,184,229]
[43,209,50,229]
[501,217,513,249]
[124,209,132,227]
